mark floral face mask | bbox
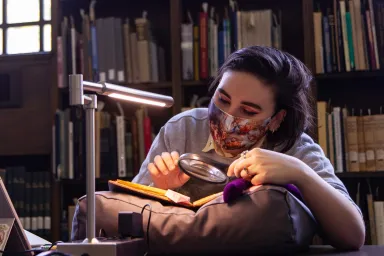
[208,101,273,158]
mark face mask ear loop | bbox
[268,109,286,134]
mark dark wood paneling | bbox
[171,0,182,115]
[0,54,55,155]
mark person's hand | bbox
[148,151,190,190]
[227,148,309,186]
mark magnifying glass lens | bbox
[178,154,228,184]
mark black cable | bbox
[98,228,107,238]
[48,241,64,250]
[140,203,152,256]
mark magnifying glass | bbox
[178,153,230,184]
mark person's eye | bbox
[242,108,258,116]
[219,95,230,104]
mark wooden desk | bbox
[304,245,384,255]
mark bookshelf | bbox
[0,0,383,247]
[315,70,384,80]
[313,0,384,246]
[337,171,384,179]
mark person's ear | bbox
[268,109,287,133]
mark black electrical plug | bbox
[118,211,144,238]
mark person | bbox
[132,46,365,250]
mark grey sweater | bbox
[133,108,361,214]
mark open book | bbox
[108,179,223,208]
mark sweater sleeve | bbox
[132,126,170,185]
[288,133,363,217]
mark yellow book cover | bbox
[108,179,223,208]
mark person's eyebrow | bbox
[241,101,262,111]
[218,88,231,99]
[218,88,262,111]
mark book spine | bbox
[314,11,324,74]
[337,2,346,72]
[368,0,380,69]
[199,11,208,79]
[346,116,360,171]
[333,107,344,172]
[374,3,384,68]
[345,12,355,70]
[116,115,126,178]
[181,23,194,80]
[340,1,351,71]
[193,26,200,81]
[328,14,338,72]
[323,16,332,73]
[374,201,384,245]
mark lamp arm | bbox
[68,74,174,245]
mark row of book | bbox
[313,0,384,74]
[57,7,167,88]
[317,101,384,173]
[52,103,155,180]
[311,183,384,245]
[366,190,384,245]
[0,167,51,241]
[181,1,281,81]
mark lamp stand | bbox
[84,93,98,244]
[56,74,146,256]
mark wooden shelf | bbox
[336,171,384,178]
[182,80,211,87]
[315,70,384,80]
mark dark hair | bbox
[208,46,314,153]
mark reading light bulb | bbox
[108,93,166,107]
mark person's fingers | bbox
[178,172,190,184]
[170,151,180,165]
[234,156,258,174]
[148,163,160,177]
[251,173,264,186]
[240,164,258,180]
[227,158,241,176]
[161,152,176,171]
[154,155,168,175]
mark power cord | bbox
[141,203,152,256]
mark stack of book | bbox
[57,8,167,88]
[52,105,154,181]
[313,0,383,74]
[0,167,51,242]
[180,1,282,81]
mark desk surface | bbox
[303,245,384,255]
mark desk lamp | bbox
[56,74,174,256]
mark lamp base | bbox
[56,237,147,256]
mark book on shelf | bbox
[0,167,51,242]
[313,0,384,74]
[180,1,282,81]
[317,101,384,173]
[57,6,167,88]
[52,104,154,181]
[365,183,384,245]
[108,179,223,208]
